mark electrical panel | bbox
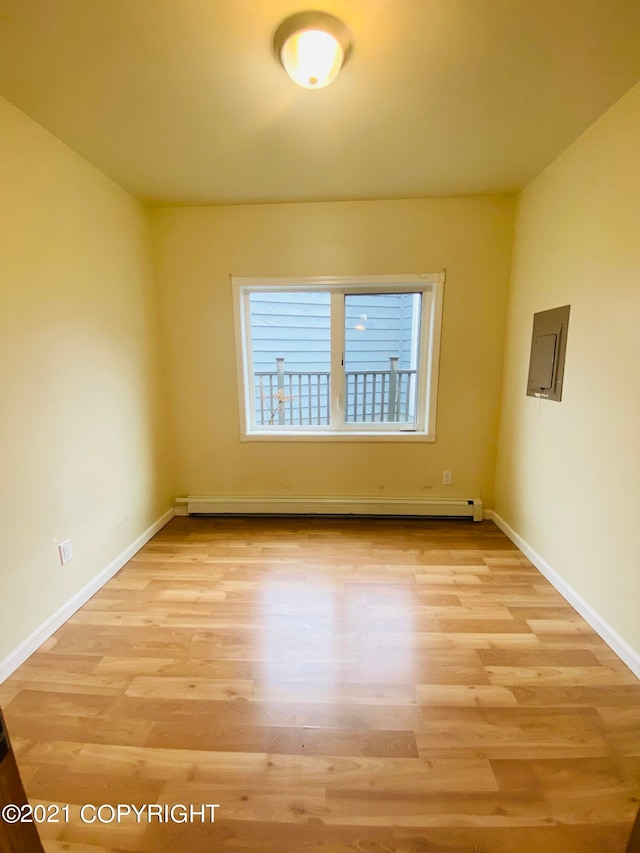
[526,305,570,402]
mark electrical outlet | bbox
[58,539,73,565]
[442,471,452,485]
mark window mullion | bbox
[330,291,345,429]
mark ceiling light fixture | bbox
[273,11,352,89]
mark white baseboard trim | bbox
[491,511,640,680]
[176,495,484,522]
[0,507,175,684]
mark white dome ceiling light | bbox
[273,11,352,90]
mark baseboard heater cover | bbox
[177,496,483,522]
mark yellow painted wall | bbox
[495,82,640,652]
[0,97,172,663]
[151,197,514,504]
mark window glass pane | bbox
[344,293,421,424]
[249,291,331,426]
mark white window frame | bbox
[232,274,444,442]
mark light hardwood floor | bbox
[2,516,640,852]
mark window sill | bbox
[240,430,436,442]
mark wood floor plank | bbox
[415,706,611,760]
[125,676,253,701]
[477,647,601,666]
[146,721,419,757]
[78,743,266,778]
[1,516,639,852]
[5,715,154,748]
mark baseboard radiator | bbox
[176,496,484,522]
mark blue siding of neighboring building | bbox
[250,292,331,371]
[250,291,418,372]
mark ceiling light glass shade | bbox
[281,29,343,89]
[273,11,352,89]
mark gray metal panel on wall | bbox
[526,305,570,402]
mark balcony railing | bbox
[254,357,417,426]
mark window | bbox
[232,274,443,440]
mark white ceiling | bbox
[1,0,639,206]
